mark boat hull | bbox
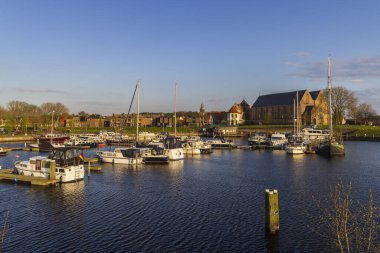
[164,148,184,160]
[285,147,305,154]
[15,162,84,183]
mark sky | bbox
[1,0,380,115]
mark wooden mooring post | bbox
[49,160,56,181]
[88,160,91,179]
[265,189,279,234]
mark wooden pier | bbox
[0,169,58,186]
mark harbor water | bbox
[1,141,380,252]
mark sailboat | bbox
[285,91,306,154]
[317,57,345,156]
[96,81,144,165]
[163,83,184,160]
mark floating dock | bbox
[0,169,58,186]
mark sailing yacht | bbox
[317,57,345,156]
[163,83,184,160]
[96,81,145,165]
[285,91,306,154]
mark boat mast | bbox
[296,91,299,135]
[293,98,296,135]
[174,83,177,137]
[136,80,140,143]
[51,110,55,144]
[328,57,333,137]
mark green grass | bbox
[338,125,380,137]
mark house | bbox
[227,103,245,126]
[250,90,328,126]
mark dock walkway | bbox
[0,169,58,186]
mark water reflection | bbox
[1,142,380,252]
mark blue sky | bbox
[1,0,380,114]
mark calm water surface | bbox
[1,141,380,252]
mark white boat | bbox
[96,148,143,164]
[285,91,305,154]
[163,137,184,160]
[14,148,85,182]
[138,132,157,141]
[206,138,236,149]
[138,147,170,164]
[181,141,201,155]
[248,132,268,146]
[268,133,287,148]
[285,135,306,154]
[162,84,185,161]
[300,127,330,144]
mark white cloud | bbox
[290,55,380,81]
[13,88,67,94]
[292,51,312,58]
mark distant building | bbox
[250,90,328,126]
[207,111,227,125]
[227,103,245,126]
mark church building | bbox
[250,90,328,126]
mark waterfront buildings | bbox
[250,89,328,126]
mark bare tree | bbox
[354,103,377,125]
[40,102,69,127]
[325,86,358,125]
[314,181,380,252]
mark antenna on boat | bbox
[327,56,333,137]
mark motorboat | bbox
[206,138,236,149]
[181,141,201,155]
[0,147,7,156]
[138,147,170,164]
[248,132,268,146]
[39,133,70,144]
[96,148,143,165]
[14,147,85,182]
[163,137,184,160]
[268,133,287,148]
[300,127,330,144]
[285,135,306,154]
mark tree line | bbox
[328,86,377,125]
[0,101,69,131]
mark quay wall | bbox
[0,136,36,143]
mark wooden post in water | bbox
[49,160,56,181]
[88,160,91,179]
[265,189,279,234]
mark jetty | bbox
[0,169,58,186]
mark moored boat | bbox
[285,135,306,154]
[206,138,236,149]
[163,137,184,160]
[14,147,85,182]
[96,148,143,165]
[268,133,287,148]
[39,133,70,144]
[0,147,7,156]
[248,132,268,146]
